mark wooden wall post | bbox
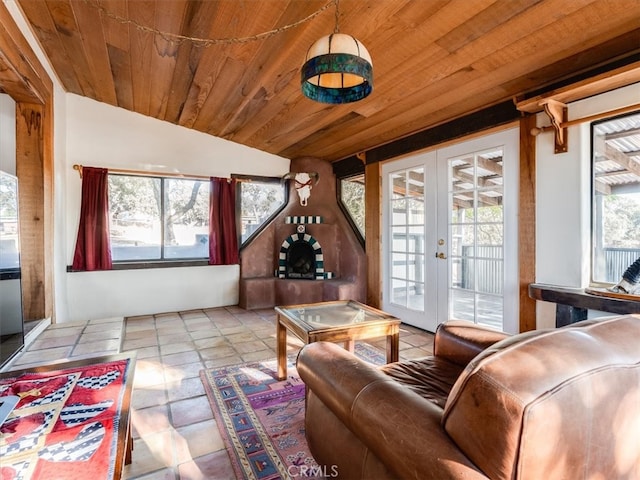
[1,3,55,322]
[519,114,537,331]
[365,160,382,308]
[15,102,54,321]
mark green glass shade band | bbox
[301,53,373,104]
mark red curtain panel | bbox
[209,177,239,265]
[72,167,112,271]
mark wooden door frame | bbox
[0,3,55,322]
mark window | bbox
[338,174,365,245]
[236,176,287,247]
[0,172,19,272]
[108,175,209,261]
[591,111,640,284]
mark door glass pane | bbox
[391,278,407,306]
[451,224,474,256]
[407,254,423,281]
[392,226,407,251]
[391,199,407,225]
[450,289,474,321]
[452,193,475,223]
[407,168,425,197]
[392,252,407,278]
[449,147,504,328]
[450,157,474,191]
[476,293,503,328]
[391,173,407,199]
[407,226,424,253]
[389,167,425,312]
[407,281,424,310]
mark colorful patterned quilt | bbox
[0,359,132,479]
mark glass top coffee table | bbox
[274,300,401,380]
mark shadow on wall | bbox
[239,157,366,309]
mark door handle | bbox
[435,252,447,259]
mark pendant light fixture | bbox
[301,0,373,104]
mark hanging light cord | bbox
[83,0,338,47]
[334,0,340,33]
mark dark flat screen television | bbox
[0,170,24,367]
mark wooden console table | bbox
[528,283,640,327]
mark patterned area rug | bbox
[200,343,385,480]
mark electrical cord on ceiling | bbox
[83,0,338,47]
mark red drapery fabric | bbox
[72,167,112,271]
[209,177,239,265]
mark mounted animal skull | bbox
[283,172,319,206]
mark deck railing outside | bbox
[601,247,640,283]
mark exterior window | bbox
[108,175,209,261]
[591,111,640,284]
[237,176,287,246]
[339,174,365,243]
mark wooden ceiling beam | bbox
[0,54,43,103]
[516,61,640,114]
[0,2,52,103]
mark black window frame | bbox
[108,173,210,268]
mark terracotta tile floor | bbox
[4,306,434,479]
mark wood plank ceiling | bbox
[14,0,640,162]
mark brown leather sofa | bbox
[296,315,640,479]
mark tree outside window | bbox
[237,177,286,246]
[108,174,209,261]
[339,174,365,242]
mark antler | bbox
[308,172,320,185]
[281,172,320,185]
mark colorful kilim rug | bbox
[200,343,385,480]
[0,358,133,479]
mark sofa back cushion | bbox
[442,315,640,480]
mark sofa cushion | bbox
[380,357,464,409]
[442,315,640,480]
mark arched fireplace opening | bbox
[277,232,332,280]
[286,240,315,279]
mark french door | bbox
[382,129,519,333]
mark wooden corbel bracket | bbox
[540,99,568,154]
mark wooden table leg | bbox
[387,330,400,363]
[125,423,133,465]
[276,316,287,380]
[344,339,355,353]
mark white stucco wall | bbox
[534,83,640,328]
[61,95,290,322]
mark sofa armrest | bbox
[434,320,510,367]
[297,342,488,480]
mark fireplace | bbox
[239,156,364,309]
[278,232,333,280]
[286,240,315,279]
